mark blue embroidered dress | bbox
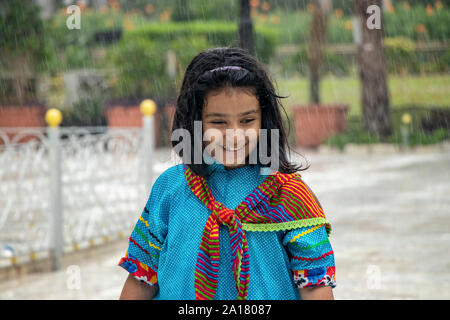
[118,161,336,300]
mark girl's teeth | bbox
[225,147,241,151]
[220,144,246,151]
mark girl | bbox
[118,47,336,300]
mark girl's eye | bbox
[209,119,255,125]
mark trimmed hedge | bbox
[270,4,449,45]
[280,45,351,77]
[125,20,279,64]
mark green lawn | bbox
[275,74,450,117]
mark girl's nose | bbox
[224,128,246,147]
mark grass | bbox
[275,73,450,147]
[275,74,450,116]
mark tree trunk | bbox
[308,0,328,104]
[354,0,392,139]
[239,0,255,55]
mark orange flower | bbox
[259,13,267,23]
[110,2,120,11]
[76,1,86,10]
[435,1,443,9]
[415,24,427,33]
[145,4,155,14]
[403,1,411,10]
[270,15,280,24]
[160,9,172,22]
[426,4,434,16]
[250,0,259,8]
[306,2,315,13]
[261,1,270,11]
[344,20,353,31]
[383,0,395,13]
[123,18,135,30]
[334,8,344,19]
[99,6,109,14]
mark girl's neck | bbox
[224,163,247,171]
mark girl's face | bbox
[202,86,262,170]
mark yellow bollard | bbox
[401,113,412,125]
[140,99,157,116]
[30,252,37,261]
[46,108,64,271]
[140,99,157,193]
[45,108,63,127]
[401,113,412,149]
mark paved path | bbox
[0,144,449,299]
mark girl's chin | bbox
[216,155,249,168]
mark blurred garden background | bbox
[1,0,449,148]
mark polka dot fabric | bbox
[118,162,336,299]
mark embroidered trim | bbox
[293,266,336,289]
[292,238,329,251]
[139,216,149,227]
[290,224,322,242]
[118,254,158,286]
[242,218,331,233]
[292,250,334,261]
[133,227,162,251]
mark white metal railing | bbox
[0,102,157,270]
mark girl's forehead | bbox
[203,87,260,114]
[208,85,256,97]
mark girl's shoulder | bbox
[152,163,187,194]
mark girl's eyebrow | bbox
[205,109,258,118]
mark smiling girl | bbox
[118,47,336,300]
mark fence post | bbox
[45,108,63,271]
[140,99,157,193]
[401,112,412,150]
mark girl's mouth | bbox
[221,144,247,152]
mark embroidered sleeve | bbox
[118,173,170,286]
[283,224,336,289]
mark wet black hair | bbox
[171,47,308,178]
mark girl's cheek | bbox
[203,128,224,144]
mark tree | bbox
[354,0,392,139]
[307,0,330,104]
[0,0,55,104]
[239,0,255,55]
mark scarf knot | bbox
[210,201,236,226]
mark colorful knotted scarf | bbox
[183,164,331,300]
